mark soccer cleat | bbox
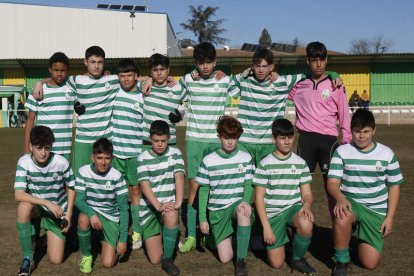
[235,258,248,276]
[161,258,180,276]
[78,255,93,273]
[291,258,316,275]
[178,236,196,253]
[17,257,35,276]
[131,232,143,250]
[332,262,350,276]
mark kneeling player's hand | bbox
[380,216,394,239]
[74,101,86,115]
[200,221,210,235]
[90,214,103,230]
[334,197,352,219]
[263,225,276,245]
[60,215,71,233]
[117,241,127,255]
[297,205,314,222]
[169,109,182,124]
[237,202,252,218]
[46,202,65,218]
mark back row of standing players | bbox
[15,42,403,276]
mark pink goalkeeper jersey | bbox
[288,76,351,144]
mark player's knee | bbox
[148,256,162,265]
[296,219,313,236]
[333,216,352,229]
[49,255,63,265]
[361,258,381,270]
[77,214,90,229]
[219,254,233,264]
[268,258,284,269]
[102,258,115,268]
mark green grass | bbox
[1,125,413,275]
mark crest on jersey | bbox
[105,82,111,91]
[238,164,244,173]
[214,84,219,92]
[106,180,113,190]
[65,93,70,100]
[53,173,58,180]
[375,161,382,172]
[291,165,297,173]
[134,102,140,111]
[322,89,330,100]
[168,156,173,166]
[168,91,173,98]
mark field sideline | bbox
[0,125,413,275]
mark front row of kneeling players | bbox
[15,109,403,276]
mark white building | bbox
[0,2,181,59]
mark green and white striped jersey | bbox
[138,147,185,225]
[14,153,75,214]
[67,75,120,143]
[253,152,312,219]
[328,142,404,216]
[111,87,144,159]
[75,165,128,222]
[141,82,186,144]
[230,74,303,144]
[196,149,254,211]
[182,73,239,142]
[25,83,76,154]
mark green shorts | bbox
[73,141,93,176]
[141,206,179,240]
[238,142,274,167]
[266,204,302,250]
[209,200,254,245]
[186,141,220,179]
[94,212,120,249]
[112,156,139,186]
[41,216,66,241]
[348,197,385,253]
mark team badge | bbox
[168,91,173,98]
[291,165,297,173]
[53,173,58,180]
[375,161,382,172]
[168,156,173,166]
[134,102,140,111]
[106,180,113,190]
[322,164,329,171]
[214,84,219,92]
[65,93,70,100]
[238,164,244,173]
[105,82,111,91]
[322,89,330,100]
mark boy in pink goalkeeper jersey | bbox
[288,41,351,217]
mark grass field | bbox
[1,125,413,275]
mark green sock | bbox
[130,204,141,233]
[77,227,92,257]
[163,226,179,259]
[292,233,312,261]
[187,204,197,238]
[236,225,251,260]
[335,247,350,264]
[17,222,33,260]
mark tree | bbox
[180,5,229,46]
[258,28,272,47]
[179,38,197,48]
[349,34,393,54]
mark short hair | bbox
[253,48,274,65]
[193,42,216,63]
[150,120,170,137]
[351,109,376,130]
[30,126,55,147]
[306,41,327,59]
[272,119,294,137]
[217,116,243,139]
[92,138,113,155]
[118,58,138,74]
[149,53,170,69]
[85,46,105,60]
[49,52,69,68]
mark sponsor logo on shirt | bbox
[212,170,225,176]
[322,89,330,100]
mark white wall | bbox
[0,3,178,59]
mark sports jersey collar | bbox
[308,74,330,90]
[88,74,103,80]
[216,148,239,159]
[31,152,54,168]
[45,82,67,88]
[90,164,112,177]
[150,146,170,157]
[351,141,377,154]
[272,151,292,161]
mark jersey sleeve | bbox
[66,76,76,92]
[137,155,150,184]
[195,159,210,187]
[115,175,128,197]
[173,152,185,174]
[242,159,255,203]
[228,74,241,98]
[327,150,344,179]
[386,154,404,186]
[252,162,268,188]
[64,165,75,190]
[299,163,312,186]
[227,75,240,97]
[24,95,39,113]
[335,86,352,144]
[285,74,305,91]
[14,157,28,190]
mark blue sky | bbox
[2,0,414,53]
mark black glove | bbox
[74,101,85,115]
[168,109,182,123]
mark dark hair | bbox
[118,58,138,74]
[306,41,327,59]
[150,120,170,137]
[272,119,294,137]
[351,109,376,130]
[85,46,105,60]
[217,116,243,139]
[30,126,55,147]
[149,53,170,69]
[193,42,216,63]
[93,138,113,155]
[49,52,69,68]
[253,48,274,65]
